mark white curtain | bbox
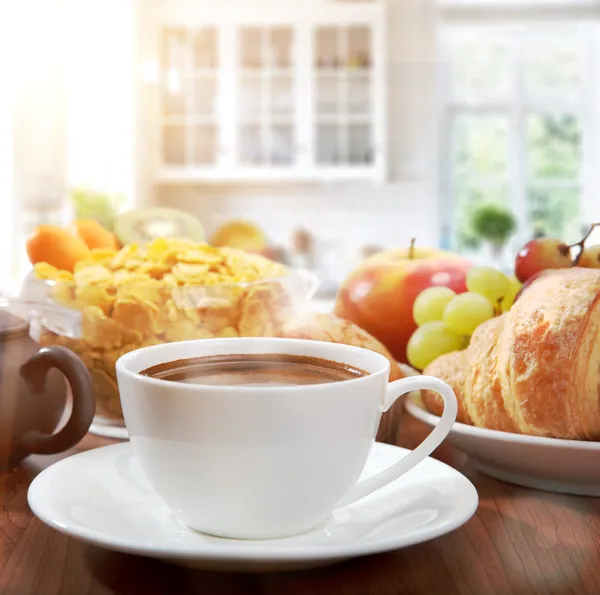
[66,0,135,197]
[0,0,135,291]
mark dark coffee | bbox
[140,354,368,387]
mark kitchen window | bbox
[439,21,599,254]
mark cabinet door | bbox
[235,25,298,169]
[160,26,221,169]
[312,24,376,171]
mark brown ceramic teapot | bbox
[0,308,95,471]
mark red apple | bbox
[334,247,472,363]
[515,238,572,283]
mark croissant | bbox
[422,350,472,424]
[464,314,521,434]
[423,268,600,440]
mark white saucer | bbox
[406,393,600,496]
[28,442,478,572]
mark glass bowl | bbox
[20,269,318,436]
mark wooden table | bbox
[2,414,600,595]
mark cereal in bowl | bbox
[35,239,292,423]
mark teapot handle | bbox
[20,346,95,455]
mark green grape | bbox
[413,286,457,326]
[466,266,510,304]
[407,321,465,370]
[501,276,523,313]
[443,292,495,336]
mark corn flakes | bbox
[52,282,76,306]
[34,262,72,282]
[74,264,113,286]
[75,285,114,314]
[86,248,119,263]
[239,298,273,337]
[110,244,140,269]
[35,238,291,422]
[177,247,223,266]
[117,279,166,305]
[164,319,213,343]
[82,306,123,350]
[198,304,235,334]
[90,367,121,417]
[172,263,211,284]
[113,297,161,338]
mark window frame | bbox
[441,1,600,24]
[438,19,600,254]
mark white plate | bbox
[28,442,478,573]
[405,393,600,496]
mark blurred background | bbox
[1,0,599,295]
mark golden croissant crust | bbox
[422,350,471,424]
[424,268,600,440]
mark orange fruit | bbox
[26,225,90,272]
[71,218,119,250]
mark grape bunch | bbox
[407,267,522,370]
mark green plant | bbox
[470,202,517,248]
[70,188,125,232]
[457,228,482,252]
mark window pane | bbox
[315,28,340,69]
[450,36,512,102]
[316,77,340,115]
[192,76,217,116]
[192,125,216,165]
[347,75,370,115]
[193,28,218,69]
[316,124,341,165]
[348,124,372,165]
[528,186,581,242]
[240,28,263,69]
[161,28,187,72]
[269,75,293,115]
[239,76,263,121]
[527,114,581,180]
[348,27,371,69]
[162,125,187,165]
[525,34,582,100]
[269,125,294,165]
[239,125,264,164]
[269,28,293,69]
[162,80,187,117]
[453,115,509,177]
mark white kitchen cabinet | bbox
[139,1,387,184]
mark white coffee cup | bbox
[116,338,457,540]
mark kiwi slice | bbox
[114,207,205,246]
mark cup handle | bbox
[337,376,457,508]
[20,346,96,455]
